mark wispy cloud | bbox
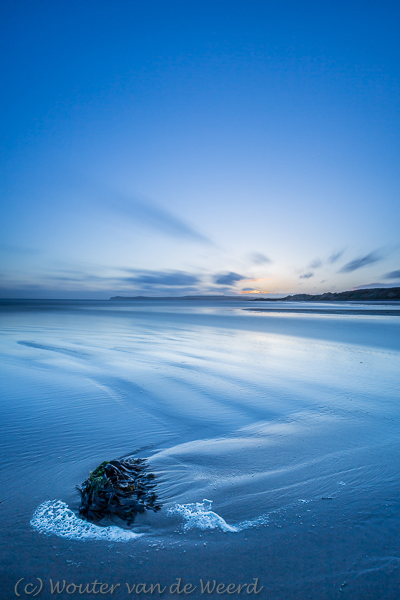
[126,271,200,287]
[338,251,382,273]
[0,243,40,255]
[240,289,269,294]
[213,272,246,286]
[383,269,400,280]
[249,253,271,265]
[328,250,345,264]
[309,259,322,269]
[0,268,205,298]
[299,272,313,279]
[12,268,201,287]
[354,282,400,289]
[110,194,210,243]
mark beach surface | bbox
[1,298,399,599]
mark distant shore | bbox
[252,287,400,302]
[110,287,400,302]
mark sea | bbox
[1,298,399,599]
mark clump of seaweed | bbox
[78,458,161,526]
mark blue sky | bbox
[1,0,399,298]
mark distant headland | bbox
[252,287,400,302]
[110,288,400,302]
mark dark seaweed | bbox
[78,458,161,525]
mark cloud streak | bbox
[338,251,382,273]
[383,269,400,280]
[0,243,40,255]
[249,253,271,265]
[12,269,202,288]
[309,259,322,269]
[110,194,210,243]
[354,282,400,289]
[126,271,200,287]
[213,272,246,286]
[328,250,345,264]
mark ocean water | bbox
[1,298,400,599]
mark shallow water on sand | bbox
[1,299,400,599]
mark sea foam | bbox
[168,499,238,532]
[30,500,143,542]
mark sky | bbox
[1,0,399,298]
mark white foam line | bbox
[167,497,318,533]
[235,514,270,531]
[168,499,238,532]
[30,500,143,542]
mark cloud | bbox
[43,273,107,283]
[328,250,345,264]
[249,253,271,265]
[338,251,382,273]
[299,272,313,279]
[3,269,203,296]
[383,269,400,280]
[240,289,270,294]
[354,282,400,289]
[309,259,322,269]
[213,272,246,286]
[0,243,40,255]
[127,271,200,287]
[110,194,210,243]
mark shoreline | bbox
[244,307,400,316]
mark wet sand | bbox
[1,299,400,599]
[245,307,400,315]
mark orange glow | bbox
[239,289,270,294]
[248,278,270,283]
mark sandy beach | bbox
[0,298,399,599]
